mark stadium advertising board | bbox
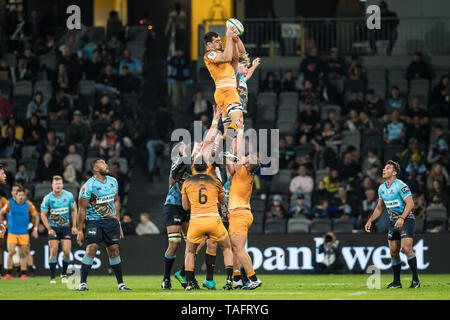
[8,234,449,276]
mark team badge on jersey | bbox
[208,51,217,60]
[401,186,410,194]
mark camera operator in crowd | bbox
[315,232,344,274]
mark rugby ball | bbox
[226,18,244,36]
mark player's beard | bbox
[99,169,109,176]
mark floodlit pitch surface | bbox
[0,275,449,300]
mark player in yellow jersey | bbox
[226,127,262,290]
[203,27,247,158]
[181,158,235,291]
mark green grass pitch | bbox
[0,274,449,300]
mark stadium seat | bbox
[4,53,16,69]
[49,119,68,133]
[84,158,98,173]
[257,92,277,108]
[279,92,298,107]
[389,79,408,95]
[21,145,38,160]
[270,170,291,194]
[426,206,447,223]
[332,219,354,233]
[287,218,309,234]
[256,106,276,123]
[34,183,52,201]
[13,80,33,97]
[315,169,328,183]
[127,41,147,59]
[409,78,430,93]
[310,218,332,234]
[64,183,79,198]
[86,26,105,42]
[78,80,96,97]
[12,96,29,121]
[39,55,57,71]
[261,68,281,81]
[127,26,147,41]
[249,221,263,234]
[367,80,387,99]
[0,81,12,98]
[415,217,425,233]
[362,131,383,154]
[251,198,266,212]
[329,79,344,94]
[344,79,365,93]
[341,130,361,157]
[294,144,314,161]
[383,143,404,162]
[387,68,405,83]
[264,219,287,234]
[247,81,259,96]
[34,80,53,101]
[430,117,449,130]
[24,159,38,174]
[108,158,128,174]
[0,158,17,174]
[277,108,297,122]
[367,68,386,82]
[277,120,296,135]
[430,104,449,117]
[252,210,265,224]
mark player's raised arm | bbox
[77,197,89,246]
[365,199,386,232]
[199,105,222,156]
[227,126,245,175]
[245,57,261,81]
[213,27,236,63]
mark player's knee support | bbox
[168,232,182,244]
[222,116,231,126]
[226,103,243,115]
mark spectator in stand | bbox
[94,94,114,120]
[0,126,22,159]
[110,161,128,202]
[431,75,450,105]
[362,149,381,176]
[289,164,314,195]
[311,198,343,220]
[14,163,32,183]
[406,97,429,126]
[1,116,23,141]
[338,152,361,183]
[64,144,83,173]
[297,60,322,89]
[288,193,311,220]
[0,89,12,123]
[107,34,122,63]
[364,89,384,118]
[265,195,287,220]
[397,138,425,169]
[360,110,377,133]
[324,109,341,133]
[298,100,320,132]
[99,126,122,161]
[119,48,143,79]
[426,162,449,192]
[368,1,399,55]
[406,116,428,145]
[136,213,160,235]
[70,90,89,119]
[331,186,354,220]
[97,64,120,97]
[165,2,188,52]
[386,86,405,112]
[81,35,99,60]
[261,71,280,93]
[299,47,323,75]
[343,109,362,132]
[82,49,103,81]
[345,90,364,114]
[66,110,91,147]
[428,180,448,207]
[405,153,426,186]
[325,47,346,80]
[357,188,377,229]
[413,193,426,220]
[21,48,39,76]
[347,55,366,80]
[119,65,139,94]
[59,46,81,88]
[406,51,431,81]
[26,91,47,120]
[106,10,125,41]
[23,115,46,146]
[38,128,62,157]
[54,63,70,89]
[383,110,406,145]
[280,70,296,92]
[14,57,34,82]
[317,75,343,106]
[278,138,295,171]
[189,90,212,120]
[312,180,332,207]
[121,213,136,236]
[312,139,336,170]
[35,152,62,183]
[48,88,71,121]
[320,120,341,144]
[299,79,319,106]
[0,58,13,83]
[427,125,448,165]
[323,168,340,193]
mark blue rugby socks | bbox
[407,255,419,282]
[109,256,123,285]
[80,256,93,284]
[391,259,401,284]
[49,258,57,279]
[164,252,176,280]
[62,257,70,276]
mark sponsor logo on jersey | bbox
[50,207,70,215]
[384,200,400,208]
[401,186,409,194]
[95,195,115,204]
[208,51,217,60]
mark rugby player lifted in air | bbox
[365,160,420,289]
[77,159,131,291]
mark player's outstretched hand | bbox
[252,57,261,68]
[364,220,372,233]
[77,232,84,247]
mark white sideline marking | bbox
[347,291,367,296]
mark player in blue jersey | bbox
[40,176,78,284]
[161,142,192,290]
[235,54,260,114]
[1,187,39,279]
[365,160,420,289]
[77,159,131,291]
